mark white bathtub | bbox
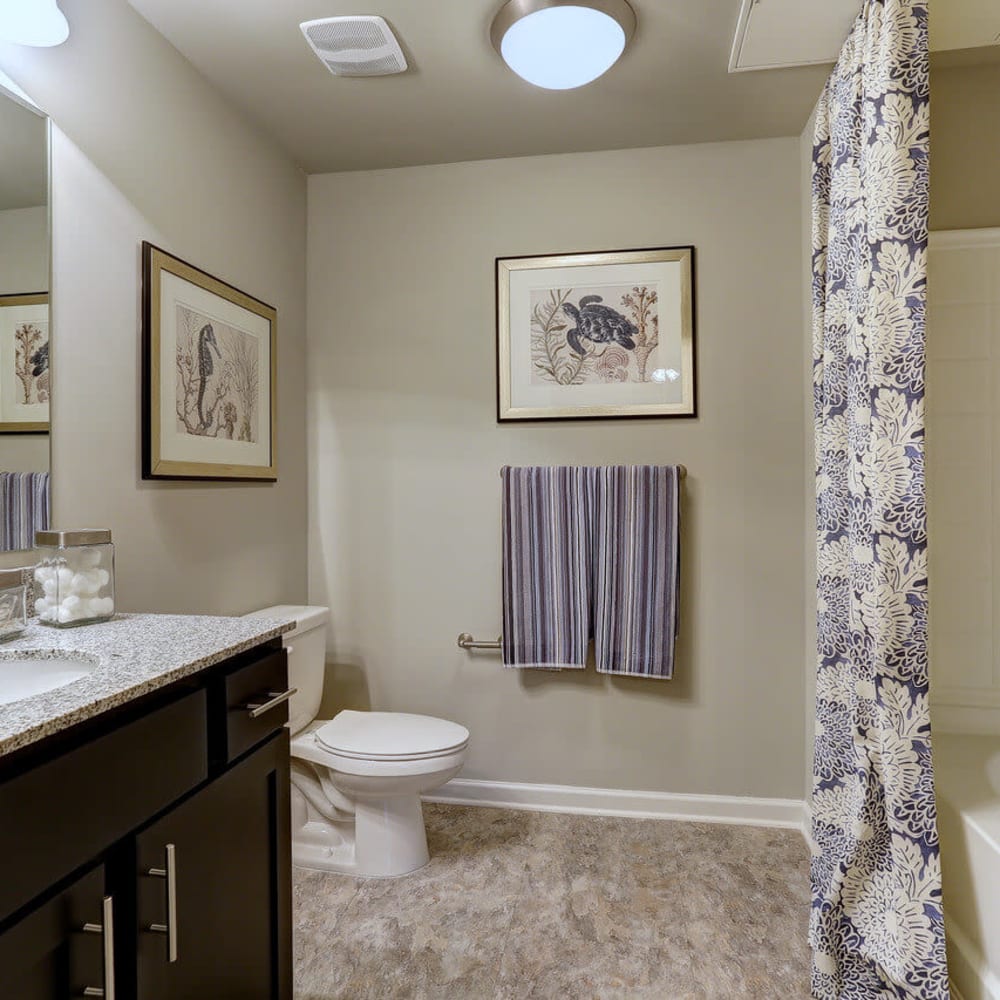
[936,734,1000,1000]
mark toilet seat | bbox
[315,710,469,761]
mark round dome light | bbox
[0,0,69,47]
[491,0,636,91]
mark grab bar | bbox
[457,634,501,650]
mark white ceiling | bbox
[125,0,999,175]
[0,93,47,211]
[127,0,836,174]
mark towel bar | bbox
[498,464,686,479]
[457,633,501,650]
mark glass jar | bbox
[34,529,116,627]
[0,569,28,641]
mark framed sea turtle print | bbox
[496,246,696,421]
[141,242,277,481]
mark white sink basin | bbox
[0,654,98,705]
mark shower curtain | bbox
[810,1,947,998]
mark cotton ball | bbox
[43,579,57,598]
[40,606,56,622]
[80,549,102,569]
[57,606,76,624]
[98,596,115,615]
[34,565,54,584]
[70,573,92,597]
[57,567,74,589]
[35,597,50,616]
[94,569,110,589]
[61,594,81,614]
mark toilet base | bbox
[289,720,466,878]
[291,793,431,878]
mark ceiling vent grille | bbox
[300,16,407,77]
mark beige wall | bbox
[931,61,1000,232]
[0,0,308,613]
[308,139,807,799]
[0,206,47,293]
[0,205,49,478]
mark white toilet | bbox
[244,605,469,878]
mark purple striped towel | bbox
[0,471,50,552]
[501,466,591,670]
[593,466,680,679]
[501,465,681,679]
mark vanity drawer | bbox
[0,689,207,925]
[219,648,289,763]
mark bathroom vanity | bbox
[0,614,295,999]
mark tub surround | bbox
[936,734,1000,1000]
[0,612,294,757]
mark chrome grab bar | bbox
[457,634,501,650]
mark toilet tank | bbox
[243,605,329,735]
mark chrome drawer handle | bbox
[245,687,297,719]
[81,895,116,999]
[147,843,178,962]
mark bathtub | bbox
[936,734,1000,1000]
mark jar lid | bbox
[35,529,112,547]
[0,568,25,589]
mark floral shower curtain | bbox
[810,0,947,998]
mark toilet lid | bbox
[315,710,469,760]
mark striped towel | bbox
[501,465,681,679]
[501,466,592,670]
[593,466,680,679]
[0,471,51,552]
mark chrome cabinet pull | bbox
[81,894,115,999]
[245,687,297,719]
[147,843,178,962]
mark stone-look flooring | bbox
[294,804,812,999]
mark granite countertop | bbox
[0,613,295,758]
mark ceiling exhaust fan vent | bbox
[300,15,407,77]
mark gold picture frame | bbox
[496,245,696,422]
[142,242,277,480]
[0,292,50,434]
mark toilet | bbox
[244,605,469,877]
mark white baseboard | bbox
[425,777,809,831]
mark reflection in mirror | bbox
[0,87,49,553]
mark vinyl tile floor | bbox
[293,804,812,1000]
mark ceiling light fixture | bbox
[0,0,69,47]
[491,0,636,91]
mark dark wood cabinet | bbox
[0,865,111,1000]
[0,639,291,1000]
[136,732,291,1000]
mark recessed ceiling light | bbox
[0,0,69,47]
[490,0,636,91]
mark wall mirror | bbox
[0,82,50,553]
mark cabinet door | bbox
[0,865,116,999]
[136,732,291,1000]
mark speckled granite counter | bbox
[0,613,294,758]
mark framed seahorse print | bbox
[141,242,277,481]
[496,246,696,422]
[0,293,49,434]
